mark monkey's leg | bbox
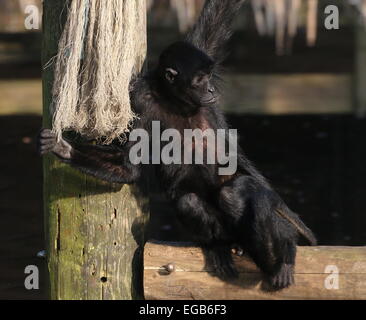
[245,183,298,289]
[218,175,297,289]
[269,239,296,289]
[38,129,140,184]
[176,193,238,279]
[219,177,278,277]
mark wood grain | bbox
[144,242,366,300]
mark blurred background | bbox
[0,0,365,299]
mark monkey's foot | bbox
[213,260,239,280]
[269,263,294,290]
[206,246,239,280]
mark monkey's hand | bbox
[38,128,73,160]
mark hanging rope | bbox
[51,0,146,144]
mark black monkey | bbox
[39,0,316,289]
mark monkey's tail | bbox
[275,208,317,246]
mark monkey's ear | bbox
[165,68,178,84]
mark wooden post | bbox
[42,0,148,300]
[144,242,366,300]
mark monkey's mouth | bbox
[202,96,218,105]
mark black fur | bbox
[186,0,246,62]
[39,0,316,289]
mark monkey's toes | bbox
[269,264,294,290]
[213,260,239,280]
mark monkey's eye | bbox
[165,68,178,84]
[196,76,204,83]
[192,73,207,87]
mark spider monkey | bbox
[39,0,316,289]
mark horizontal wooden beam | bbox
[144,241,366,300]
[0,80,41,115]
[222,74,351,114]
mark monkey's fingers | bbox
[39,145,54,155]
[210,250,239,280]
[39,138,56,154]
[39,137,56,144]
[39,128,56,139]
[216,261,239,280]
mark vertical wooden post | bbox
[42,0,148,300]
[355,22,366,118]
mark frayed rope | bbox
[50,0,146,144]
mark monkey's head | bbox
[156,41,218,114]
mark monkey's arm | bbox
[37,76,151,184]
[38,129,140,184]
[186,0,246,63]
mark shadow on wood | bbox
[144,241,366,300]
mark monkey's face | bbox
[188,70,217,106]
[157,42,218,113]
